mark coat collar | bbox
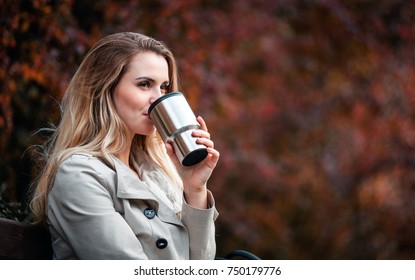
[110,155,183,226]
[111,154,155,200]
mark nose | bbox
[149,88,163,104]
[149,96,157,105]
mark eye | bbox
[160,83,170,94]
[138,81,151,88]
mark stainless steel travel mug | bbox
[148,92,208,166]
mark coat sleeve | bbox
[181,191,219,260]
[47,155,148,259]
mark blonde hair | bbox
[30,32,181,223]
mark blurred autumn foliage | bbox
[1,0,415,259]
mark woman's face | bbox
[113,52,169,138]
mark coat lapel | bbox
[112,155,156,200]
[111,155,183,226]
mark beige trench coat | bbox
[47,153,218,259]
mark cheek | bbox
[113,89,148,123]
[113,87,134,112]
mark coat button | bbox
[156,238,168,249]
[144,208,156,219]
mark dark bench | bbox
[0,217,53,260]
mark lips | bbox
[144,113,152,120]
[144,110,152,119]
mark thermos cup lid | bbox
[148,92,183,115]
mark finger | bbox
[197,116,208,132]
[192,129,210,139]
[196,138,214,149]
[205,147,220,168]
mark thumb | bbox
[165,142,181,167]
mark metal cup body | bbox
[148,92,208,166]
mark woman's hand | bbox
[165,116,220,209]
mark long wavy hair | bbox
[30,32,181,224]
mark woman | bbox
[30,32,220,259]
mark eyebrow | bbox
[135,77,169,84]
[136,76,154,81]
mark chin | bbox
[138,127,156,137]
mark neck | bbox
[114,134,134,167]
